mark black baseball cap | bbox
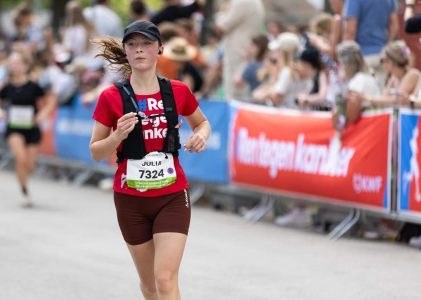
[122,20,161,43]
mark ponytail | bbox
[92,37,131,79]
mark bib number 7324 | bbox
[139,169,165,179]
[126,152,177,190]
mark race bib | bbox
[8,105,34,129]
[126,152,177,190]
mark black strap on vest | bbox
[114,76,180,163]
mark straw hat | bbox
[268,32,300,53]
[163,37,197,62]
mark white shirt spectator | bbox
[62,24,89,58]
[216,0,265,101]
[348,72,381,96]
[273,67,313,108]
[83,5,123,38]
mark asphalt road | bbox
[1,170,421,300]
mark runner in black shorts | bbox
[0,49,55,207]
[90,20,211,299]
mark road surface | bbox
[1,170,421,300]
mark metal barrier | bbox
[2,100,421,240]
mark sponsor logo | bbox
[353,174,383,194]
[235,128,355,178]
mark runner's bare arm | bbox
[35,91,56,124]
[184,107,211,153]
[90,112,138,161]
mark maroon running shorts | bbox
[113,189,191,245]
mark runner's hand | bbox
[0,108,4,120]
[184,132,206,153]
[114,112,138,141]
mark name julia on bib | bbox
[141,161,162,167]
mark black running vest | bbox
[114,77,181,163]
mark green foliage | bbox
[109,0,131,25]
[0,0,164,25]
[1,0,50,9]
[145,0,163,10]
[1,0,19,8]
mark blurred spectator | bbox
[130,0,150,22]
[156,23,182,79]
[161,37,204,93]
[250,48,281,105]
[343,0,399,87]
[176,18,199,46]
[367,41,420,108]
[150,0,203,25]
[8,2,45,55]
[214,0,265,101]
[334,41,381,125]
[83,0,123,38]
[38,45,78,106]
[328,0,344,56]
[409,76,421,108]
[252,32,302,105]
[308,13,335,59]
[295,47,329,110]
[198,29,224,99]
[78,67,107,105]
[175,19,207,69]
[158,22,179,43]
[266,19,284,42]
[62,0,96,58]
[233,34,268,96]
[257,32,314,109]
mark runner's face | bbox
[124,34,161,72]
[8,52,29,76]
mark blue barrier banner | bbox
[178,100,229,183]
[399,110,421,216]
[55,95,97,162]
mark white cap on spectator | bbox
[268,32,300,53]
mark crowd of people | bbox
[1,0,420,118]
[0,0,421,230]
[2,1,421,298]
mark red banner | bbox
[230,106,392,210]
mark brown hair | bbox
[251,34,269,62]
[310,13,333,37]
[130,0,147,16]
[93,37,131,78]
[158,22,179,43]
[383,40,411,68]
[13,2,33,27]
